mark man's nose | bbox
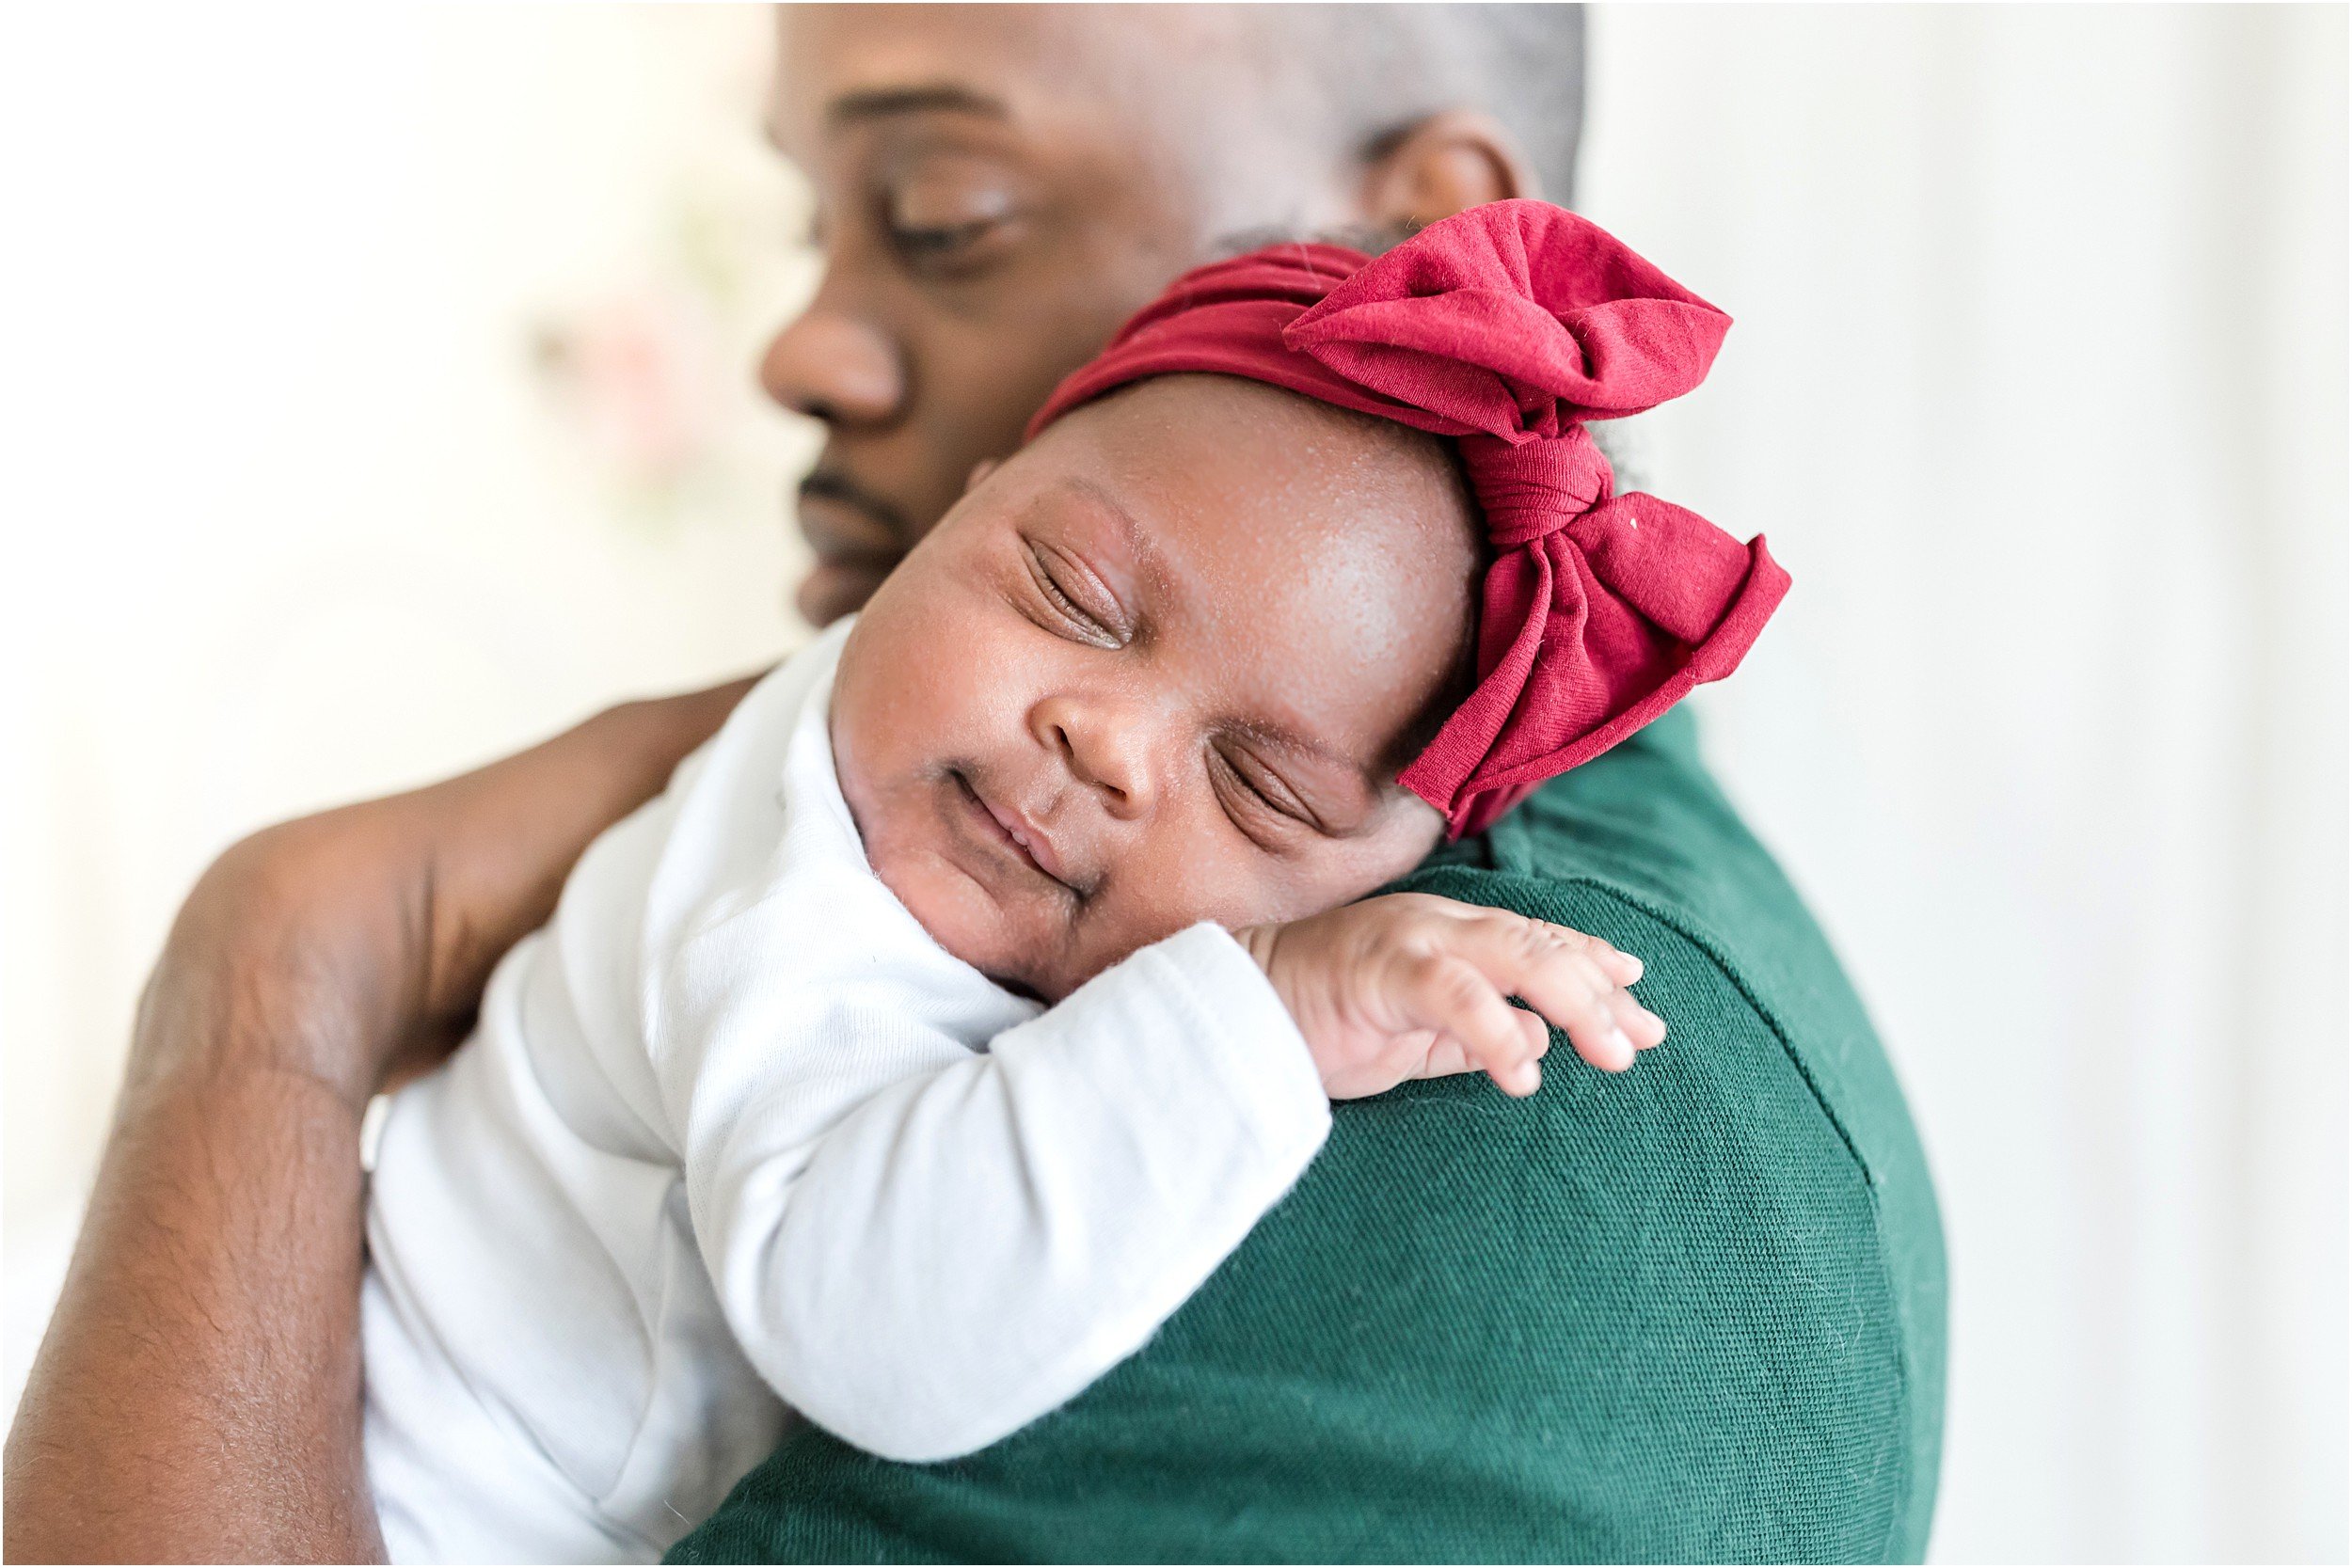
[1031,695,1158,821]
[759,301,903,428]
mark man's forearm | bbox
[3,676,759,1562]
[5,1006,386,1560]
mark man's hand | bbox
[4,672,758,1564]
[1235,894,1665,1101]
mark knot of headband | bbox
[1026,199,1790,836]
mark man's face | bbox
[762,5,1357,626]
[830,375,1478,1002]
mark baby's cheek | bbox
[881,837,1075,1000]
[1124,820,1434,953]
[849,572,1009,724]
[1048,842,1269,993]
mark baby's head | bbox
[831,200,1788,999]
[834,371,1479,999]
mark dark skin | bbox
[842,376,1660,1088]
[767,5,1536,624]
[3,686,754,1561]
[5,8,1543,1560]
[837,376,1478,1002]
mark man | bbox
[6,8,1944,1560]
[766,7,1588,628]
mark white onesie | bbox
[361,619,1332,1562]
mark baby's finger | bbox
[1404,1021,1548,1085]
[1428,910,1633,1074]
[1437,1011,1550,1080]
[1515,1006,1551,1058]
[1508,944,1638,1073]
[1409,1035,1479,1081]
[1608,986,1668,1051]
[1536,921,1644,987]
[1402,954,1543,1096]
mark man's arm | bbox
[4,678,754,1563]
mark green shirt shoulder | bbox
[674,710,1947,1563]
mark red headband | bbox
[1026,199,1789,837]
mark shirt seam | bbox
[1403,864,1915,1552]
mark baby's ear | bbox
[1378,784,1451,862]
[964,458,1000,494]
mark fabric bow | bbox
[1027,199,1790,837]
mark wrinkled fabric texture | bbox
[1027,200,1791,835]
[668,711,1949,1564]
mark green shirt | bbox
[672,709,1946,1563]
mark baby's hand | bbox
[1233,894,1665,1100]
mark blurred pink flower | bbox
[534,285,725,490]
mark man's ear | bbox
[964,457,999,494]
[1361,109,1539,230]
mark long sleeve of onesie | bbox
[639,626,1331,1465]
[673,922,1327,1462]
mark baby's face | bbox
[831,374,1480,1001]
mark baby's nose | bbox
[1030,695,1157,820]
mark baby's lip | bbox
[957,772,1077,891]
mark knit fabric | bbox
[669,709,1947,1564]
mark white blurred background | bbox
[3,7,2343,1561]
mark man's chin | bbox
[796,560,894,626]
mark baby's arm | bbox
[675,923,1327,1464]
[677,899,1656,1465]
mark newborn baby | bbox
[360,202,1788,1562]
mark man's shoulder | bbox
[1408,711,1932,1212]
[1373,717,1947,1558]
[671,719,1947,1566]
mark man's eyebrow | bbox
[826,85,1010,127]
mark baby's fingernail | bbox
[1607,1025,1635,1061]
[1617,953,1644,982]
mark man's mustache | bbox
[797,468,914,557]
